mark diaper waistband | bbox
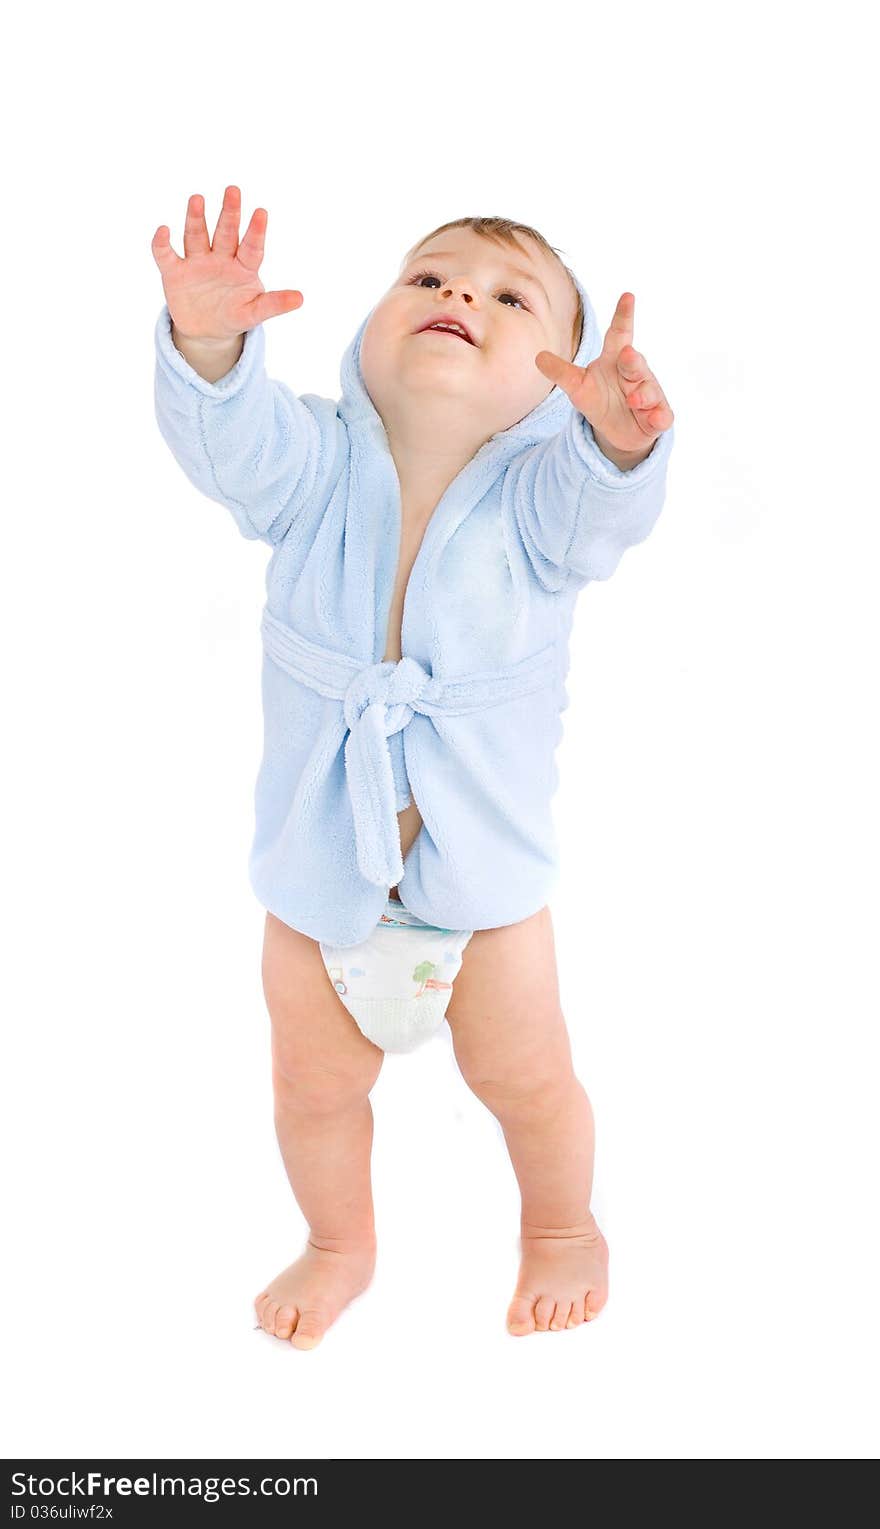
[381,898,459,934]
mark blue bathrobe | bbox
[153,270,674,946]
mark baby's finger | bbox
[237,206,269,273]
[617,345,650,384]
[182,192,211,259]
[534,349,587,390]
[150,225,183,276]
[244,290,305,328]
[605,291,635,349]
[628,379,664,411]
[645,402,675,429]
[211,184,242,257]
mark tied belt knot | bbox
[341,654,442,737]
[260,606,556,889]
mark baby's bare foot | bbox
[506,1213,609,1336]
[254,1238,376,1350]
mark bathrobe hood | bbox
[336,267,601,453]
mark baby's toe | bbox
[584,1289,606,1321]
[550,1302,572,1331]
[533,1295,555,1332]
[506,1295,537,1336]
[290,1309,326,1350]
[566,1305,585,1329]
[260,1300,279,1335]
[275,1305,297,1339]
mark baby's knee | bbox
[455,1041,575,1119]
[268,1033,378,1119]
[271,1052,378,1116]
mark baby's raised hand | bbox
[150,185,303,342]
[535,293,673,465]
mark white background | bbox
[3,0,878,1462]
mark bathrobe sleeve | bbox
[153,303,338,547]
[508,408,675,592]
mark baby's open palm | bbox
[150,184,303,341]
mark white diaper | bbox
[319,897,473,1053]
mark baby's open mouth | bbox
[416,319,477,346]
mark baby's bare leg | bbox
[446,905,609,1335]
[255,911,384,1349]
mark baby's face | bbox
[359,228,578,446]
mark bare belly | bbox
[397,799,423,857]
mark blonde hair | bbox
[402,215,584,360]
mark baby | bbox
[151,185,675,1349]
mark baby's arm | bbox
[507,411,674,591]
[154,306,333,547]
[170,326,244,384]
[152,186,338,547]
[511,291,675,591]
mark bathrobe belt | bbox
[260,607,557,889]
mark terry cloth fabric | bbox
[153,267,674,947]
